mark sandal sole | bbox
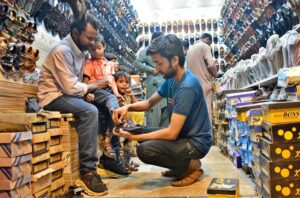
[75,179,108,196]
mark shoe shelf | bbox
[221,0,298,64]
[242,74,278,89]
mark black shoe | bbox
[98,155,130,178]
[115,120,145,135]
[75,172,108,196]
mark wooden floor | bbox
[85,146,258,197]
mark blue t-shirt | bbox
[157,70,212,155]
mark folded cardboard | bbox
[49,161,64,172]
[0,131,32,143]
[33,186,50,198]
[32,132,50,156]
[260,154,300,180]
[0,175,31,190]
[260,137,300,161]
[0,154,32,167]
[52,169,63,182]
[0,141,32,157]
[51,185,64,198]
[49,145,63,164]
[48,128,62,147]
[31,168,53,194]
[0,113,43,132]
[0,161,31,181]
[32,160,48,175]
[0,183,31,198]
[262,101,300,124]
[50,177,64,191]
[32,152,50,165]
[262,121,300,143]
[31,122,47,134]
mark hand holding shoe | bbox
[112,106,129,125]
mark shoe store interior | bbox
[1,0,300,197]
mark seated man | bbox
[112,34,212,187]
[38,13,112,196]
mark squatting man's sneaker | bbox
[75,172,108,196]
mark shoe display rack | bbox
[221,0,299,66]
[0,0,40,84]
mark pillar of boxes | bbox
[30,119,52,197]
[0,131,32,198]
[260,101,300,198]
[61,113,80,191]
[45,112,65,197]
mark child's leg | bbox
[103,132,116,159]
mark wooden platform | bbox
[84,146,257,198]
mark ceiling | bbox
[131,0,225,22]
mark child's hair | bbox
[95,33,105,47]
[114,71,131,83]
[105,53,118,61]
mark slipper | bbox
[171,169,204,187]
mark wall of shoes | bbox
[136,19,228,73]
[221,0,299,68]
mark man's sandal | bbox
[170,169,204,187]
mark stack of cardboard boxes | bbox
[0,131,32,197]
[260,101,300,197]
[61,114,80,191]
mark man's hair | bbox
[105,53,117,61]
[114,71,131,82]
[146,34,185,68]
[70,12,100,33]
[182,40,190,50]
[95,33,105,47]
[151,32,163,41]
[201,33,212,42]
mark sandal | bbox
[170,169,204,187]
[115,120,145,135]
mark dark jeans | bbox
[44,90,119,176]
[136,127,205,175]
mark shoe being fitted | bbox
[98,155,130,178]
[75,172,108,196]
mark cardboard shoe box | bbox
[236,104,262,122]
[49,145,63,165]
[249,125,263,143]
[32,152,50,175]
[0,161,31,181]
[31,168,53,194]
[262,101,300,124]
[246,108,263,126]
[207,178,239,198]
[0,141,32,157]
[0,183,31,198]
[48,128,63,147]
[261,177,300,198]
[0,154,32,167]
[262,121,300,143]
[32,132,50,157]
[260,154,300,181]
[0,131,32,143]
[33,186,50,198]
[0,175,31,190]
[260,137,300,161]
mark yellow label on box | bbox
[263,109,300,124]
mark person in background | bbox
[133,32,168,128]
[38,13,108,196]
[83,34,129,177]
[186,33,219,124]
[182,40,190,68]
[112,34,212,187]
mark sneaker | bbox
[75,172,108,196]
[98,154,130,178]
[115,120,145,135]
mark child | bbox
[83,34,123,160]
[114,71,144,171]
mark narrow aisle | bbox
[86,146,257,197]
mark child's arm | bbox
[126,88,137,103]
[110,78,125,101]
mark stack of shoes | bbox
[207,19,212,31]
[183,20,189,33]
[173,20,178,33]
[195,19,200,32]
[201,19,206,31]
